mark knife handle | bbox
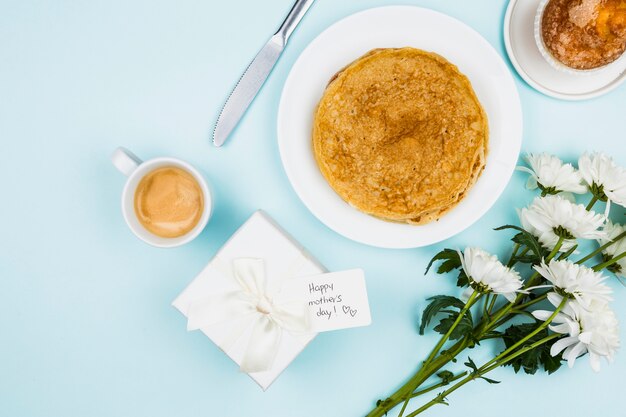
[275,0,316,43]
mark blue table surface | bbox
[2,1,625,416]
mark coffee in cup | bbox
[134,166,204,238]
[111,147,212,248]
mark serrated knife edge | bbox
[212,35,285,147]
[212,0,316,147]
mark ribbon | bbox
[186,258,310,373]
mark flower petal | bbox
[550,336,578,356]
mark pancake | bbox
[312,47,488,225]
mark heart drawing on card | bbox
[342,305,357,317]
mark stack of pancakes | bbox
[312,47,488,225]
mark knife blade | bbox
[212,0,316,147]
[212,35,284,147]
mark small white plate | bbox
[277,6,522,249]
[504,0,626,100]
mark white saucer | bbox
[504,0,626,101]
[277,6,522,249]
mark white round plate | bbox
[278,6,522,249]
[504,0,626,100]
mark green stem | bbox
[368,237,570,417]
[423,292,480,367]
[479,266,553,341]
[482,294,491,319]
[593,250,626,271]
[523,271,542,290]
[488,291,546,331]
[512,293,548,312]
[408,372,468,399]
[480,333,561,375]
[506,243,521,267]
[479,301,514,335]
[405,377,469,416]
[487,294,498,315]
[365,339,468,417]
[586,195,599,211]
[405,329,563,417]
[479,333,504,341]
[577,231,626,265]
[481,276,540,335]
[513,310,537,320]
[490,315,516,332]
[546,237,564,261]
[490,238,560,334]
[397,292,480,417]
[479,297,566,372]
[370,286,553,417]
[558,244,578,260]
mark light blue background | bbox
[1,1,625,416]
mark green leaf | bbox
[495,225,546,263]
[511,233,543,258]
[425,249,462,275]
[558,244,578,261]
[501,323,563,375]
[456,270,470,287]
[512,254,542,264]
[419,296,467,336]
[375,398,392,411]
[434,392,449,406]
[433,310,474,341]
[464,357,478,372]
[464,357,501,383]
[480,376,501,384]
[541,351,563,375]
[590,182,608,202]
[483,330,504,339]
[538,184,558,196]
[436,370,454,384]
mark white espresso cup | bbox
[111,147,212,248]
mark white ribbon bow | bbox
[186,258,310,373]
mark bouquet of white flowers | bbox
[366,152,626,417]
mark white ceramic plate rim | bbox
[278,6,523,249]
[503,0,626,101]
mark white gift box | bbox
[172,210,324,390]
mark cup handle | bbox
[111,147,142,177]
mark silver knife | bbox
[213,0,317,147]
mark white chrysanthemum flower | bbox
[533,293,619,372]
[598,220,626,277]
[533,259,613,309]
[519,153,586,195]
[519,195,606,252]
[458,247,524,302]
[579,152,626,208]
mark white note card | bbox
[279,269,371,333]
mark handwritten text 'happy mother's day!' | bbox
[308,282,358,320]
